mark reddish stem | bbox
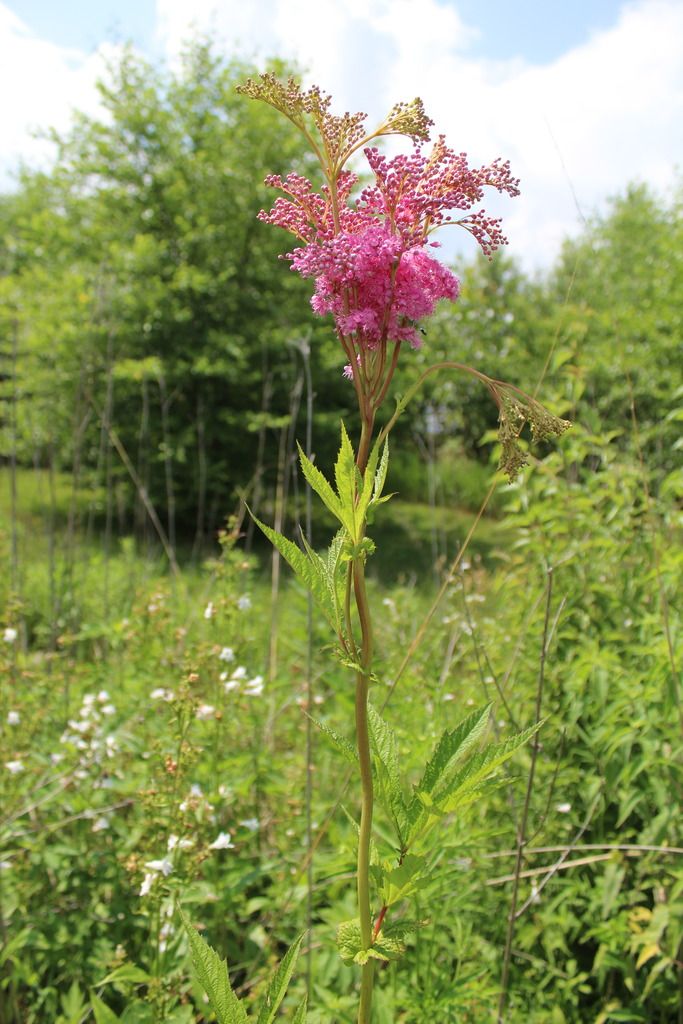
[372,904,388,943]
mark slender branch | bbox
[497,568,553,1023]
[353,553,375,1024]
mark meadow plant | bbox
[180,75,570,1022]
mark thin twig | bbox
[514,791,601,919]
[497,568,554,1023]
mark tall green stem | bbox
[355,664,375,1022]
[354,556,375,1023]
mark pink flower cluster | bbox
[289,225,459,350]
[260,136,519,354]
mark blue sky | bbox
[2,0,682,270]
[10,0,628,63]
[8,0,156,54]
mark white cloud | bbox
[0,3,118,187]
[2,0,681,272]
[156,0,683,270]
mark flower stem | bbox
[353,552,375,1022]
[355,664,375,1023]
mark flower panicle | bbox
[495,386,572,480]
[378,97,433,142]
[241,73,521,396]
[237,72,368,170]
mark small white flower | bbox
[83,693,96,705]
[158,921,173,951]
[50,753,64,765]
[145,857,173,877]
[442,693,455,702]
[240,817,259,832]
[190,783,203,797]
[237,595,251,612]
[97,690,110,703]
[7,711,20,725]
[244,676,264,697]
[209,831,235,850]
[219,646,235,662]
[167,833,193,851]
[0,860,11,871]
[139,872,155,896]
[195,703,216,721]
[101,704,116,717]
[204,601,215,620]
[3,627,17,644]
[223,679,240,693]
[150,688,174,701]
[92,817,110,832]
[231,666,248,681]
[5,760,24,774]
[556,802,572,814]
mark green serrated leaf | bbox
[256,934,304,1024]
[297,443,344,526]
[307,716,358,765]
[418,704,492,796]
[436,723,542,811]
[179,910,248,1024]
[366,918,428,963]
[368,704,409,841]
[372,929,411,962]
[90,993,121,1024]
[381,918,428,942]
[371,439,389,506]
[380,854,429,907]
[406,722,541,846]
[336,918,363,965]
[356,435,380,525]
[354,946,388,965]
[250,512,338,632]
[291,996,308,1024]
[334,422,359,539]
[300,529,346,636]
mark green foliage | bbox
[181,911,249,1024]
[0,43,354,539]
[1,45,682,1023]
[180,911,304,1024]
[91,993,123,1024]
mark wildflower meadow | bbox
[1,43,681,1024]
